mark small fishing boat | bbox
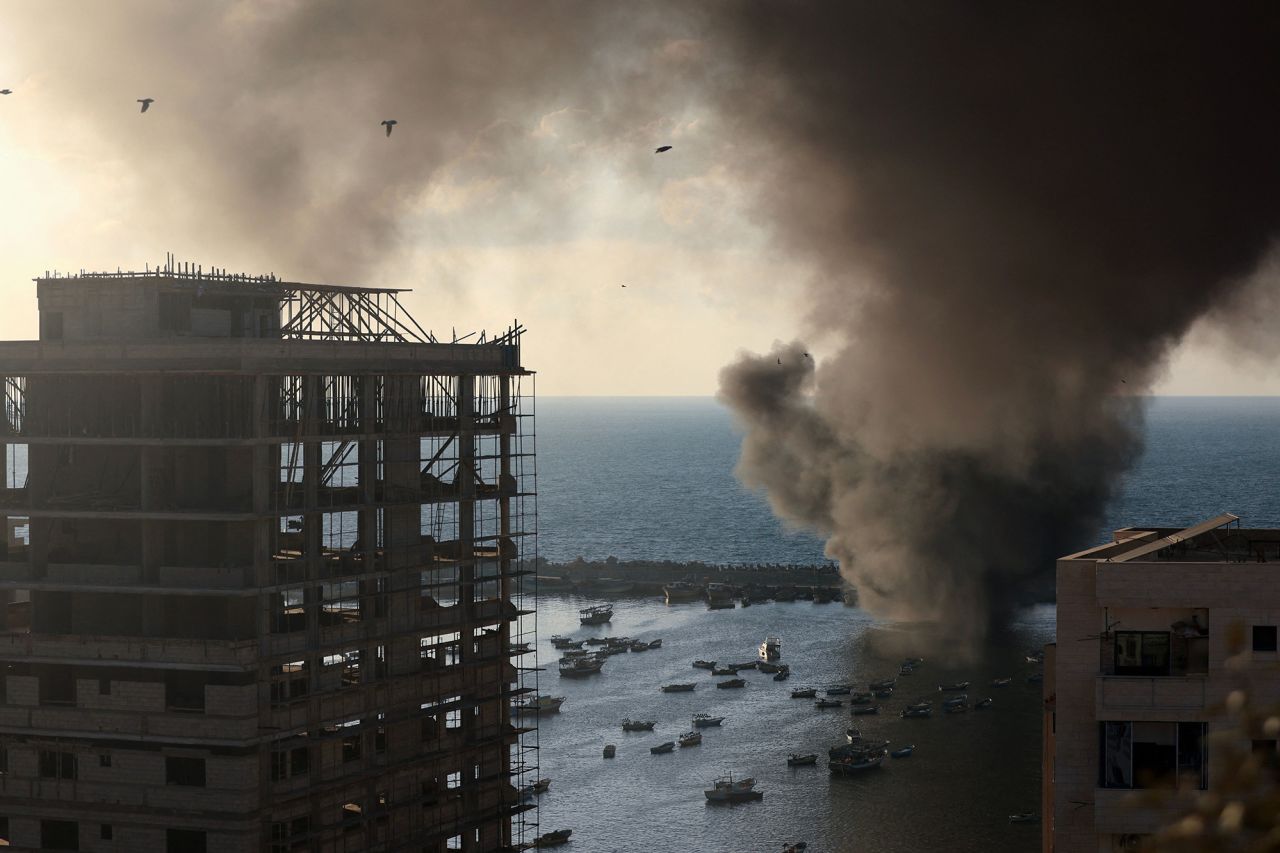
[622,718,656,732]
[943,694,969,706]
[514,695,565,714]
[1025,650,1045,664]
[663,581,703,603]
[828,751,886,774]
[899,664,915,676]
[901,702,933,719]
[532,778,551,793]
[791,688,818,699]
[534,829,573,847]
[873,687,894,699]
[679,731,702,747]
[630,640,650,652]
[1008,812,1039,824]
[851,705,880,715]
[661,683,697,693]
[891,745,915,758]
[732,661,759,671]
[560,649,589,659]
[787,753,818,766]
[1027,673,1044,684]
[704,774,763,803]
[603,744,616,758]
[990,677,1012,687]
[757,661,784,673]
[814,698,843,709]
[648,639,663,649]
[579,604,613,625]
[846,728,861,743]
[902,657,924,667]
[760,636,782,661]
[825,686,851,696]
[711,665,739,676]
[717,678,746,689]
[692,659,717,670]
[945,701,968,714]
[976,697,993,709]
[558,657,605,677]
[550,636,582,650]
[585,637,609,647]
[938,681,970,692]
[651,741,675,754]
[849,692,874,704]
[692,713,724,728]
[869,678,897,691]
[773,669,792,682]
[707,600,737,610]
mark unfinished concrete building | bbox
[0,264,539,852]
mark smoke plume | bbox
[716,4,1280,646]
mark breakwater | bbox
[534,556,847,600]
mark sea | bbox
[528,396,1280,853]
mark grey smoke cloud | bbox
[716,4,1280,647]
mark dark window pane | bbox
[41,820,79,851]
[1253,626,1278,652]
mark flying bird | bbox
[381,119,398,137]
[0,90,12,96]
[137,98,154,113]
[620,284,627,288]
[654,145,672,153]
[777,358,782,365]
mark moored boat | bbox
[579,604,613,625]
[707,600,736,610]
[869,678,897,691]
[851,704,880,715]
[621,718,656,732]
[704,774,763,803]
[603,744,616,758]
[814,698,843,709]
[716,678,746,689]
[901,702,932,719]
[661,683,697,693]
[756,661,784,674]
[791,688,818,699]
[585,637,609,647]
[938,681,970,692]
[891,745,915,758]
[678,731,702,747]
[873,687,894,699]
[828,746,886,774]
[534,828,573,847]
[663,581,704,603]
[711,665,739,676]
[629,640,650,652]
[773,669,791,681]
[825,685,851,696]
[849,692,874,704]
[692,713,724,728]
[550,636,582,650]
[647,639,663,649]
[1027,673,1044,683]
[976,697,993,709]
[990,677,1012,687]
[945,701,968,714]
[558,657,605,677]
[759,636,782,661]
[788,753,818,766]
[514,695,565,714]
[1009,812,1039,824]
[650,741,675,754]
[692,659,717,670]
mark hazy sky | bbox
[0,2,1274,396]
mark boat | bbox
[661,683,697,693]
[585,637,609,647]
[679,731,702,747]
[873,687,894,699]
[534,829,572,847]
[692,713,724,728]
[629,640,650,652]
[814,698,843,709]
[558,657,605,677]
[976,697,993,709]
[692,659,717,670]
[621,718,656,732]
[1025,651,1045,664]
[732,661,759,670]
[773,670,791,682]
[903,657,924,667]
[899,664,914,676]
[603,744,616,758]
[849,692,874,704]
[791,688,818,699]
[787,753,818,766]
[550,636,582,650]
[891,745,915,758]
[704,774,764,803]
[663,581,704,603]
[990,677,1012,687]
[716,678,746,689]
[828,744,887,775]
[707,600,737,610]
[756,661,784,674]
[943,694,968,706]
[1027,673,1044,684]
[759,636,782,661]
[869,678,896,691]
[579,604,613,625]
[945,701,968,714]
[711,665,739,676]
[938,681,970,692]
[514,695,565,714]
[647,639,663,649]
[559,649,589,659]
[532,778,551,793]
[901,703,932,719]
[825,686,851,696]
[1008,813,1039,824]
[650,741,675,754]
[851,705,880,715]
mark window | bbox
[40,819,78,851]
[166,829,207,853]
[342,731,362,763]
[1113,631,1171,676]
[165,673,206,713]
[100,825,113,841]
[269,817,309,853]
[340,801,362,832]
[165,756,207,787]
[1253,739,1280,781]
[98,678,111,696]
[446,834,462,850]
[39,668,76,706]
[270,740,309,782]
[420,632,462,668]
[270,661,308,705]
[445,695,462,729]
[39,750,77,780]
[1253,625,1277,652]
[99,753,111,768]
[1099,721,1206,789]
[0,746,7,775]
[446,770,461,790]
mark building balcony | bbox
[1096,675,1208,711]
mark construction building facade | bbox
[0,265,539,852]
[1045,513,1280,852]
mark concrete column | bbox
[457,374,476,629]
[139,375,161,582]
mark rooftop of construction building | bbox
[1061,512,1280,564]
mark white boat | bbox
[693,713,724,728]
[514,695,565,714]
[704,774,763,802]
[759,636,782,661]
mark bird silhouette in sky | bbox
[137,98,154,113]
[655,145,672,153]
[0,89,12,96]
[621,284,627,288]
[381,119,398,137]
[777,358,782,365]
